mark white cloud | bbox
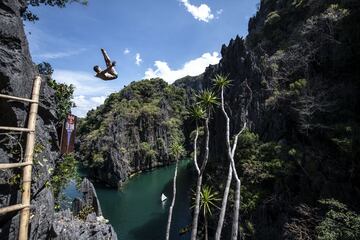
[73,95,107,117]
[124,48,130,55]
[144,52,221,83]
[180,0,214,22]
[90,96,107,105]
[216,9,223,19]
[35,48,87,60]
[135,53,142,65]
[53,70,114,117]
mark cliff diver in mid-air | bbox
[93,48,118,81]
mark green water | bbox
[94,160,193,240]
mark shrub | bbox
[37,62,74,123]
[316,199,360,240]
[289,79,307,95]
[50,153,79,202]
[140,142,157,158]
[238,130,284,185]
[91,152,105,167]
[48,79,74,123]
[265,11,281,25]
[78,205,95,220]
[292,0,306,8]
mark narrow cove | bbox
[65,160,193,240]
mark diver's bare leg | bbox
[101,48,112,67]
[101,54,117,75]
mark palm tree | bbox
[190,90,218,240]
[213,74,252,240]
[166,141,185,240]
[213,74,234,240]
[199,185,220,240]
[188,105,206,175]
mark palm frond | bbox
[187,104,206,120]
[170,141,185,159]
[212,74,232,89]
[196,89,219,109]
[197,185,221,217]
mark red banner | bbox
[60,114,77,154]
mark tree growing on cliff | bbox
[37,62,75,125]
[212,74,234,240]
[195,185,220,240]
[213,74,252,240]
[37,62,54,75]
[190,90,218,240]
[188,105,205,173]
[24,0,88,21]
[165,141,185,240]
[188,104,204,239]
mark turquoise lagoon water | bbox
[64,160,193,240]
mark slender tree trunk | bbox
[191,117,210,240]
[219,86,245,240]
[193,124,200,175]
[205,213,208,240]
[191,174,203,240]
[215,164,233,240]
[165,159,179,240]
[229,127,246,240]
[201,116,210,174]
[232,180,241,240]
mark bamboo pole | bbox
[0,204,30,215]
[0,94,37,103]
[0,127,32,132]
[18,76,42,240]
[0,162,32,170]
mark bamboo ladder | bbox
[0,76,42,240]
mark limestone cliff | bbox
[175,0,360,238]
[0,1,116,239]
[78,79,187,187]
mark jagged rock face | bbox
[51,209,117,240]
[175,36,264,166]
[178,0,360,181]
[0,1,117,239]
[0,1,58,239]
[78,79,186,187]
[72,178,103,217]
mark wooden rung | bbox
[0,126,33,132]
[0,94,37,103]
[0,162,32,170]
[0,204,30,215]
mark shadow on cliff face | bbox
[0,183,20,239]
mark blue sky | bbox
[25,0,259,117]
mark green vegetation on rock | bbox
[316,199,360,240]
[77,78,188,186]
[38,62,75,123]
[48,153,79,203]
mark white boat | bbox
[161,193,167,201]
